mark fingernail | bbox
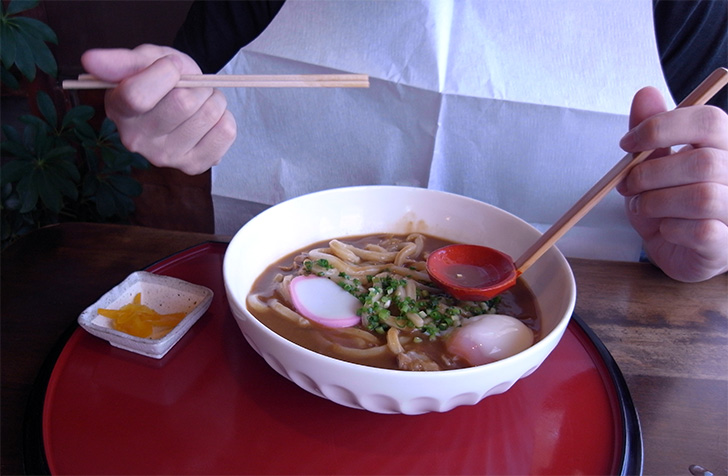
[628,195,640,214]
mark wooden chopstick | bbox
[63,73,370,89]
[514,66,728,274]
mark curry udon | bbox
[247,233,540,370]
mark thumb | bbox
[620,86,669,152]
[628,86,668,129]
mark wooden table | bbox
[2,222,726,475]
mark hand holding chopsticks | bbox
[63,73,370,90]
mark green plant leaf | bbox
[74,121,98,143]
[99,147,116,168]
[17,25,57,77]
[100,147,134,170]
[13,16,57,44]
[62,105,94,128]
[21,119,38,147]
[35,91,57,127]
[1,136,35,159]
[6,0,40,16]
[11,31,35,81]
[98,118,118,138]
[81,172,98,198]
[1,123,22,143]
[15,174,39,213]
[0,22,18,68]
[93,183,117,217]
[19,116,57,151]
[35,169,64,213]
[1,181,22,213]
[82,147,100,175]
[20,112,48,129]
[45,163,78,201]
[51,154,81,182]
[1,66,20,89]
[107,174,142,197]
[43,144,76,162]
[129,153,149,170]
[22,29,57,76]
[0,159,34,185]
[33,124,55,155]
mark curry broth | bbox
[247,234,541,370]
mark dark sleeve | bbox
[653,0,727,111]
[173,0,285,74]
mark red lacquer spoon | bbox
[427,67,728,301]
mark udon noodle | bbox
[247,233,540,371]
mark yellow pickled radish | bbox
[98,292,186,338]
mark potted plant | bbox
[1,0,148,249]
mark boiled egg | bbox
[446,314,534,365]
[289,275,361,328]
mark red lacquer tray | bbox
[42,242,641,475]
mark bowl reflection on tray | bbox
[223,185,576,414]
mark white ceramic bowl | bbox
[223,186,575,414]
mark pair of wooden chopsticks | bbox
[62,73,370,90]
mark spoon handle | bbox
[514,67,728,273]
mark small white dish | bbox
[78,271,213,359]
